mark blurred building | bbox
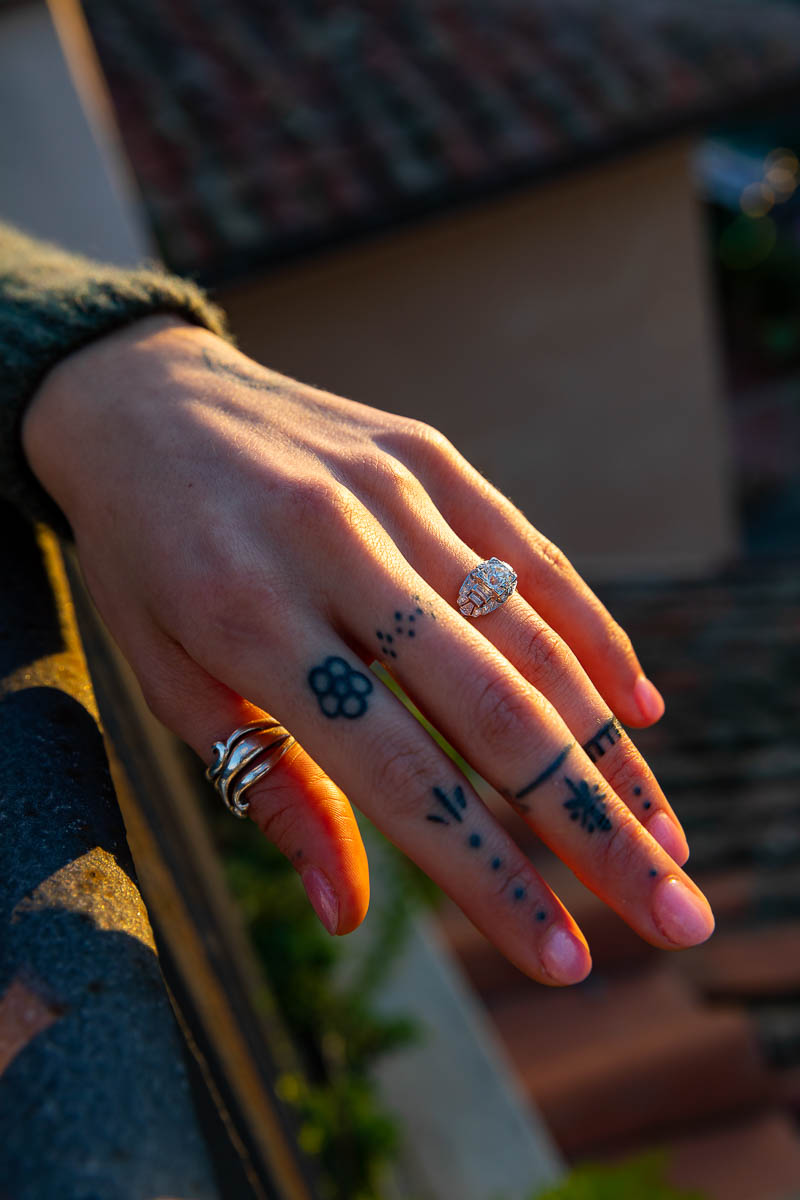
[66,0,800,578]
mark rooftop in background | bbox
[81,0,800,284]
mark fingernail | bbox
[634,675,665,724]
[653,876,714,946]
[541,926,591,985]
[302,867,339,935]
[647,811,690,865]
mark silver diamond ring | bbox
[457,557,518,617]
[206,718,295,818]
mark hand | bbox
[23,315,713,984]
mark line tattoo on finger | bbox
[582,717,624,763]
[515,743,574,803]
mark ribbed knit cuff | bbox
[0,223,234,536]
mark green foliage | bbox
[206,765,712,1200]
[206,782,425,1200]
[710,200,800,370]
[531,1153,707,1200]
[276,1070,400,1200]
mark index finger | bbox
[392,431,663,729]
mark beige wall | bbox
[220,140,736,580]
[0,0,147,263]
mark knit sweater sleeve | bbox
[0,222,233,535]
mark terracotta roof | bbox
[82,0,800,282]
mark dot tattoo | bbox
[633,785,652,810]
[376,604,430,659]
[563,777,613,834]
[426,787,541,918]
[308,656,373,719]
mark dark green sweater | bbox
[0,222,231,535]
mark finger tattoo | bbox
[308,656,373,718]
[376,596,436,661]
[514,743,574,803]
[582,717,624,763]
[563,777,613,834]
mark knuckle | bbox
[474,674,531,755]
[492,863,531,905]
[375,740,431,815]
[366,454,422,505]
[595,807,641,877]
[598,743,641,797]
[250,784,303,849]
[535,535,572,577]
[397,419,458,468]
[282,475,348,523]
[519,616,567,680]
[138,678,175,728]
[601,616,636,662]
[172,558,284,660]
[194,570,278,644]
[416,422,454,457]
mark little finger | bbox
[133,629,370,935]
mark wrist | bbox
[21,314,200,525]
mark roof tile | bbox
[82,0,800,280]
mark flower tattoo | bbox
[308,656,373,718]
[563,777,612,833]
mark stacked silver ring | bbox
[206,719,295,818]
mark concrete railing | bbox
[0,509,322,1199]
[0,508,220,1197]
